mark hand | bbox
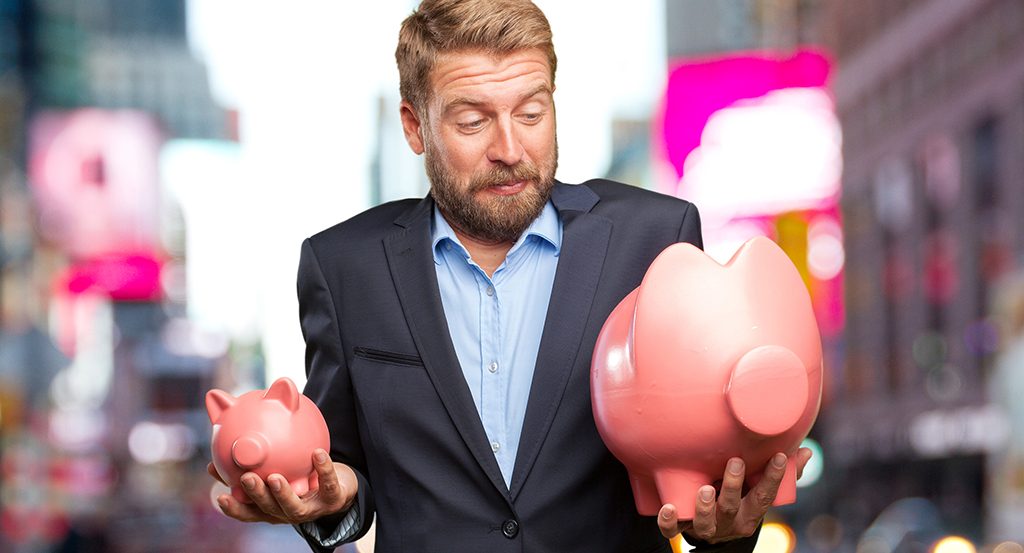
[208,449,358,525]
[657,448,812,543]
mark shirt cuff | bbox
[297,503,361,548]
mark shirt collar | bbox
[431,200,561,264]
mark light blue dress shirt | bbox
[431,200,562,488]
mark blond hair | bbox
[396,0,557,112]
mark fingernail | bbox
[661,507,673,519]
[315,450,328,464]
[728,458,743,475]
[217,497,228,510]
[269,477,282,492]
[242,476,256,490]
[699,488,714,501]
[773,453,787,468]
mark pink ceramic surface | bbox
[591,237,822,520]
[206,377,330,504]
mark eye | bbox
[519,112,544,124]
[457,119,485,131]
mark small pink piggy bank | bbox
[592,237,822,520]
[206,377,330,504]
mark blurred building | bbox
[0,0,245,551]
[661,0,1024,548]
[28,0,225,137]
[813,0,1024,544]
[666,0,821,57]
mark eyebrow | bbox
[443,84,553,114]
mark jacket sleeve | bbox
[682,524,762,553]
[294,237,376,551]
[677,201,704,250]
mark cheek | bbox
[442,139,490,174]
[524,125,557,157]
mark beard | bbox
[425,140,557,244]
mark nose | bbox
[486,117,524,166]
[232,432,269,470]
[726,344,809,436]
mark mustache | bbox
[467,162,542,192]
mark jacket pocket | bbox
[352,346,423,367]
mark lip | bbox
[486,181,527,196]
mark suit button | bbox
[502,519,519,539]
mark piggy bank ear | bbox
[206,390,236,424]
[264,377,300,412]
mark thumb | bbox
[658,504,681,538]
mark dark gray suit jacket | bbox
[296,180,760,553]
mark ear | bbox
[400,100,426,155]
[263,377,300,412]
[205,389,236,424]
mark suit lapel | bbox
[384,196,512,503]
[509,183,611,500]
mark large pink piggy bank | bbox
[591,237,822,520]
[206,377,330,504]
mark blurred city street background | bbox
[1,0,1024,551]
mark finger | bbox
[312,450,343,504]
[239,472,286,520]
[216,493,287,524]
[738,453,786,529]
[207,462,227,486]
[717,458,744,523]
[266,473,314,522]
[657,504,681,539]
[690,486,718,542]
[795,447,813,479]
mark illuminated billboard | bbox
[28,109,163,261]
[656,49,843,337]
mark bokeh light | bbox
[963,319,999,357]
[807,216,845,281]
[796,438,824,488]
[933,536,976,553]
[753,522,796,553]
[913,332,948,370]
[806,514,844,552]
[127,421,196,465]
[924,364,963,402]
[993,542,1024,553]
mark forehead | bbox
[429,49,552,105]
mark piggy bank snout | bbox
[232,433,270,470]
[726,345,809,437]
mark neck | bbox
[447,221,515,278]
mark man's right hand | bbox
[208,448,357,525]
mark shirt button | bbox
[502,519,519,539]
[485,286,494,297]
[491,442,500,453]
[445,243,452,251]
[488,361,498,373]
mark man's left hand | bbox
[657,448,812,543]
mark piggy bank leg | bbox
[290,477,310,497]
[289,470,320,497]
[628,472,663,516]
[771,457,798,507]
[231,485,254,504]
[653,469,709,521]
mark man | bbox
[210,1,812,551]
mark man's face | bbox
[401,49,558,244]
